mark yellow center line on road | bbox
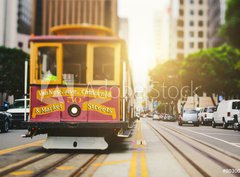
[129,151,138,177]
[128,120,149,177]
[0,139,45,156]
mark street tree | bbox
[220,0,240,48]
[0,46,29,98]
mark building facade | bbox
[0,0,32,53]
[32,0,118,35]
[208,0,226,48]
[177,0,208,59]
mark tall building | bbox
[208,0,226,48]
[154,11,166,64]
[177,0,208,59]
[32,0,118,35]
[0,0,32,52]
[154,0,178,64]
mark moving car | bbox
[212,100,240,129]
[0,111,12,132]
[7,99,29,128]
[198,106,215,125]
[178,109,199,126]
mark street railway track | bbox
[0,152,103,177]
[147,121,240,177]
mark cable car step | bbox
[117,128,131,137]
[43,136,108,150]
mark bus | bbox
[25,25,135,149]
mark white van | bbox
[212,100,240,128]
[7,99,29,128]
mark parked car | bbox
[7,99,29,128]
[212,100,240,129]
[198,106,215,125]
[0,111,12,132]
[163,114,176,122]
[178,109,199,126]
[152,114,160,121]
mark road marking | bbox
[0,153,46,173]
[56,166,76,170]
[140,151,148,177]
[10,170,33,176]
[0,140,45,156]
[93,160,130,167]
[205,133,240,136]
[128,151,138,177]
[128,120,148,177]
[181,128,240,148]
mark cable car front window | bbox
[93,47,114,81]
[63,44,86,84]
[37,47,57,81]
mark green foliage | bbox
[156,103,165,113]
[220,0,240,48]
[149,44,240,105]
[0,46,29,98]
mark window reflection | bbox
[93,47,114,80]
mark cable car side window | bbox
[93,47,114,80]
[37,47,57,81]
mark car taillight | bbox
[227,112,231,117]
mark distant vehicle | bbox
[147,113,153,118]
[212,100,240,129]
[0,111,12,132]
[198,106,215,125]
[152,114,160,121]
[163,114,176,122]
[178,109,199,126]
[6,99,29,128]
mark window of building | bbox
[190,0,194,4]
[199,10,203,16]
[178,31,184,37]
[179,9,184,16]
[198,31,203,37]
[190,10,194,15]
[190,42,194,48]
[199,0,203,4]
[93,47,114,80]
[180,0,184,5]
[63,44,87,84]
[198,42,204,49]
[18,42,23,48]
[198,21,203,26]
[189,21,194,26]
[177,41,184,49]
[190,31,194,37]
[177,20,184,27]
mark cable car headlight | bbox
[68,104,81,117]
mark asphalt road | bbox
[0,120,239,177]
[151,119,240,157]
[0,129,46,150]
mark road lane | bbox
[149,119,240,157]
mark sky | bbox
[118,0,170,89]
